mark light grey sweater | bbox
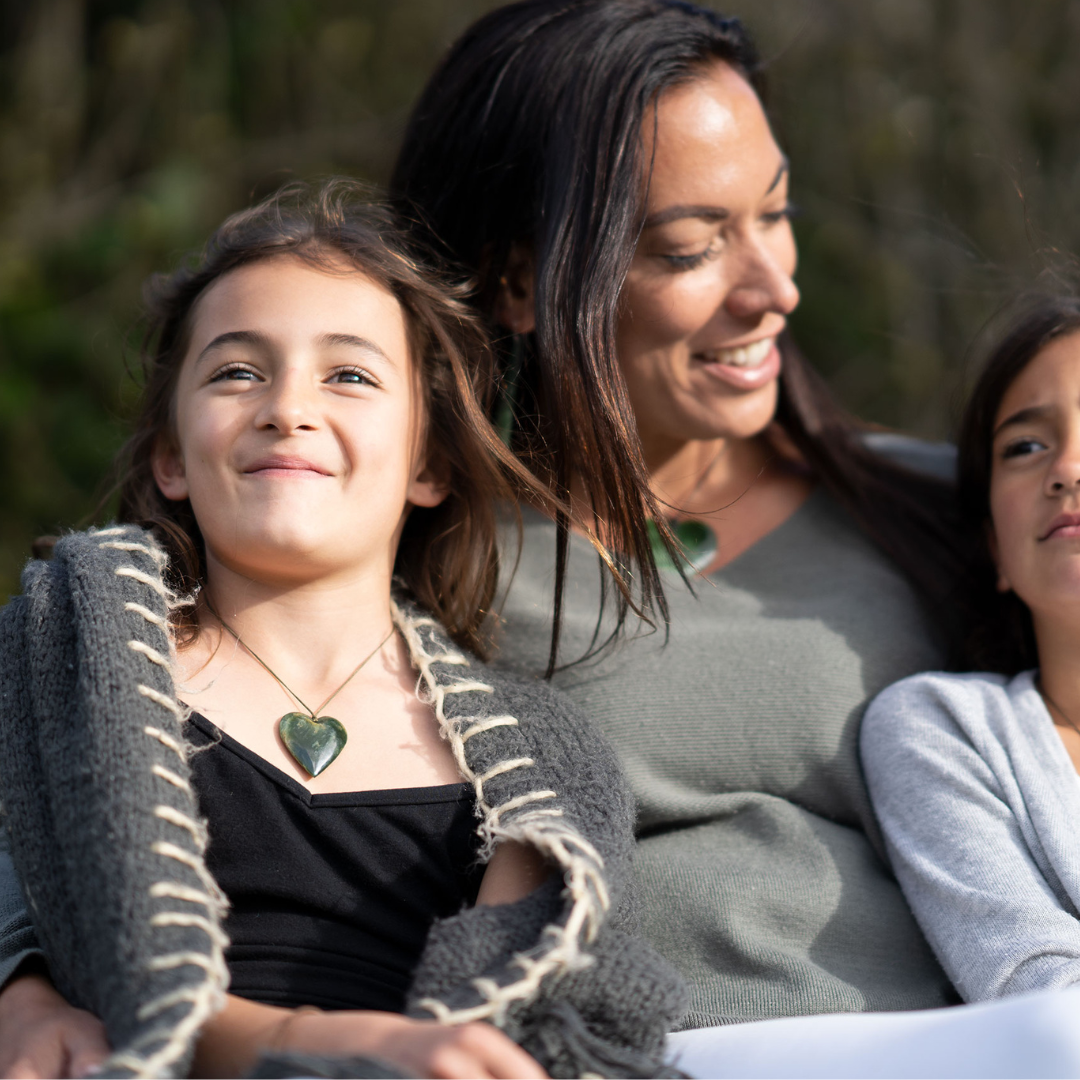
[494,489,957,1028]
[861,669,1080,1003]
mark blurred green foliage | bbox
[2,0,1079,597]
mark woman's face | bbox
[989,331,1080,620]
[152,255,444,587]
[617,61,799,452]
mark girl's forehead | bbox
[997,332,1080,421]
[188,256,409,356]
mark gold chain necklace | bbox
[208,603,395,777]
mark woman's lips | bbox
[692,337,780,391]
[1040,512,1080,541]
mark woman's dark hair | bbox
[956,294,1080,673]
[391,0,969,668]
[115,178,574,656]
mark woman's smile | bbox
[692,335,780,390]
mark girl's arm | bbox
[861,673,1080,1002]
[192,844,551,1078]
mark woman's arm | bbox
[0,972,109,1080]
[861,673,1080,1002]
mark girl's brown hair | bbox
[115,178,573,656]
[956,294,1080,673]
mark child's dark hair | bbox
[115,178,569,656]
[957,293,1080,673]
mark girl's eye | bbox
[210,364,260,383]
[328,367,378,387]
[1001,437,1047,460]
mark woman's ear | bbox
[493,243,536,335]
[152,437,189,502]
[986,521,1012,593]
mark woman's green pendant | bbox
[278,712,348,777]
[647,517,718,574]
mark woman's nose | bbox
[723,242,800,323]
[255,370,319,433]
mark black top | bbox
[186,714,484,1012]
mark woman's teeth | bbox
[698,338,775,369]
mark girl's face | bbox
[989,331,1080,620]
[152,255,445,587]
[616,61,800,453]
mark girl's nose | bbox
[723,242,800,323]
[255,370,319,433]
[1047,439,1080,495]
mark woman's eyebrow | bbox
[994,404,1051,437]
[642,158,790,228]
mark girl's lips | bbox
[244,455,332,477]
[1040,513,1080,541]
[693,340,781,391]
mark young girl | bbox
[0,180,684,1079]
[860,295,1080,1003]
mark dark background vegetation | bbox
[2,0,1079,595]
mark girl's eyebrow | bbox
[195,329,390,364]
[994,404,1051,437]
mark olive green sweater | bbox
[494,489,958,1029]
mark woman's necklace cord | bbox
[206,601,395,778]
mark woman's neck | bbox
[645,434,774,516]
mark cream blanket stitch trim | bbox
[93,527,230,1078]
[391,599,610,1028]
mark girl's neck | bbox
[194,554,396,686]
[1034,613,1080,721]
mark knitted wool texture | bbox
[0,527,686,1079]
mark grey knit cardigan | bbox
[0,526,686,1079]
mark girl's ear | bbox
[152,437,189,502]
[986,521,1012,593]
[407,452,449,509]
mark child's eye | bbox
[328,367,378,387]
[1001,437,1047,460]
[210,363,260,383]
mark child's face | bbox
[152,254,445,587]
[989,330,1080,621]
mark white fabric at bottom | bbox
[667,987,1080,1079]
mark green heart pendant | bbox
[647,517,719,574]
[278,712,348,777]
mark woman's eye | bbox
[761,202,800,227]
[660,239,723,272]
[1001,437,1047,460]
[210,364,260,383]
